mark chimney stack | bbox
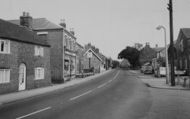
[145,42,150,46]
[70,28,75,36]
[20,12,33,29]
[59,19,66,28]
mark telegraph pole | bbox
[167,0,175,86]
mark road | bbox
[0,69,152,119]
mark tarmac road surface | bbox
[0,69,152,119]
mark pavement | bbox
[130,70,190,119]
[0,70,112,106]
[129,70,190,90]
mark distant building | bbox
[75,42,85,74]
[83,43,106,73]
[134,43,143,51]
[0,18,51,94]
[139,42,156,65]
[153,44,165,59]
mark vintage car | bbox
[141,63,153,74]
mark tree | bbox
[118,46,140,68]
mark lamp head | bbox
[156,25,162,30]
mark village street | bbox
[0,69,189,119]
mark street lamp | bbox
[156,25,169,84]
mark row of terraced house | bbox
[0,12,112,94]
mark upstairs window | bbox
[35,67,44,80]
[35,46,44,57]
[0,69,10,84]
[0,39,10,54]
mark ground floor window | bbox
[0,69,10,83]
[64,59,69,71]
[35,67,44,80]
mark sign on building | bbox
[87,51,92,58]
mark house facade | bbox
[75,42,85,74]
[174,28,190,73]
[83,43,106,73]
[9,12,66,82]
[0,19,51,94]
[62,26,77,80]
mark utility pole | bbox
[167,0,175,86]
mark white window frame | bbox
[34,46,44,57]
[0,69,10,84]
[37,32,48,35]
[35,67,44,80]
[0,39,10,54]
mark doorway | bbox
[18,63,26,91]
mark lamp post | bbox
[156,25,169,84]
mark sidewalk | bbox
[0,70,112,106]
[130,70,190,90]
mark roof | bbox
[181,28,190,38]
[76,42,84,49]
[0,19,49,47]
[84,48,103,62]
[153,47,165,52]
[9,18,63,30]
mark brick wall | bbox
[35,29,64,82]
[0,40,51,94]
[83,53,103,73]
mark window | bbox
[180,59,182,69]
[35,67,44,80]
[0,69,10,84]
[37,32,48,35]
[185,59,188,69]
[0,39,10,54]
[35,46,44,57]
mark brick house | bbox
[60,21,77,80]
[83,44,106,73]
[174,28,190,73]
[0,18,51,94]
[75,42,85,74]
[9,12,65,82]
[139,43,157,65]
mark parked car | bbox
[141,63,153,74]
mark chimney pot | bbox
[23,12,26,16]
[26,12,29,16]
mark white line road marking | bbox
[113,71,120,80]
[70,90,92,101]
[97,82,108,88]
[16,107,51,119]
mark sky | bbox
[0,0,190,60]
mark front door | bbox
[18,63,26,91]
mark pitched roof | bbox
[0,19,49,47]
[84,48,103,62]
[9,18,63,30]
[181,28,190,38]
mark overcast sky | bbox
[1,0,190,60]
